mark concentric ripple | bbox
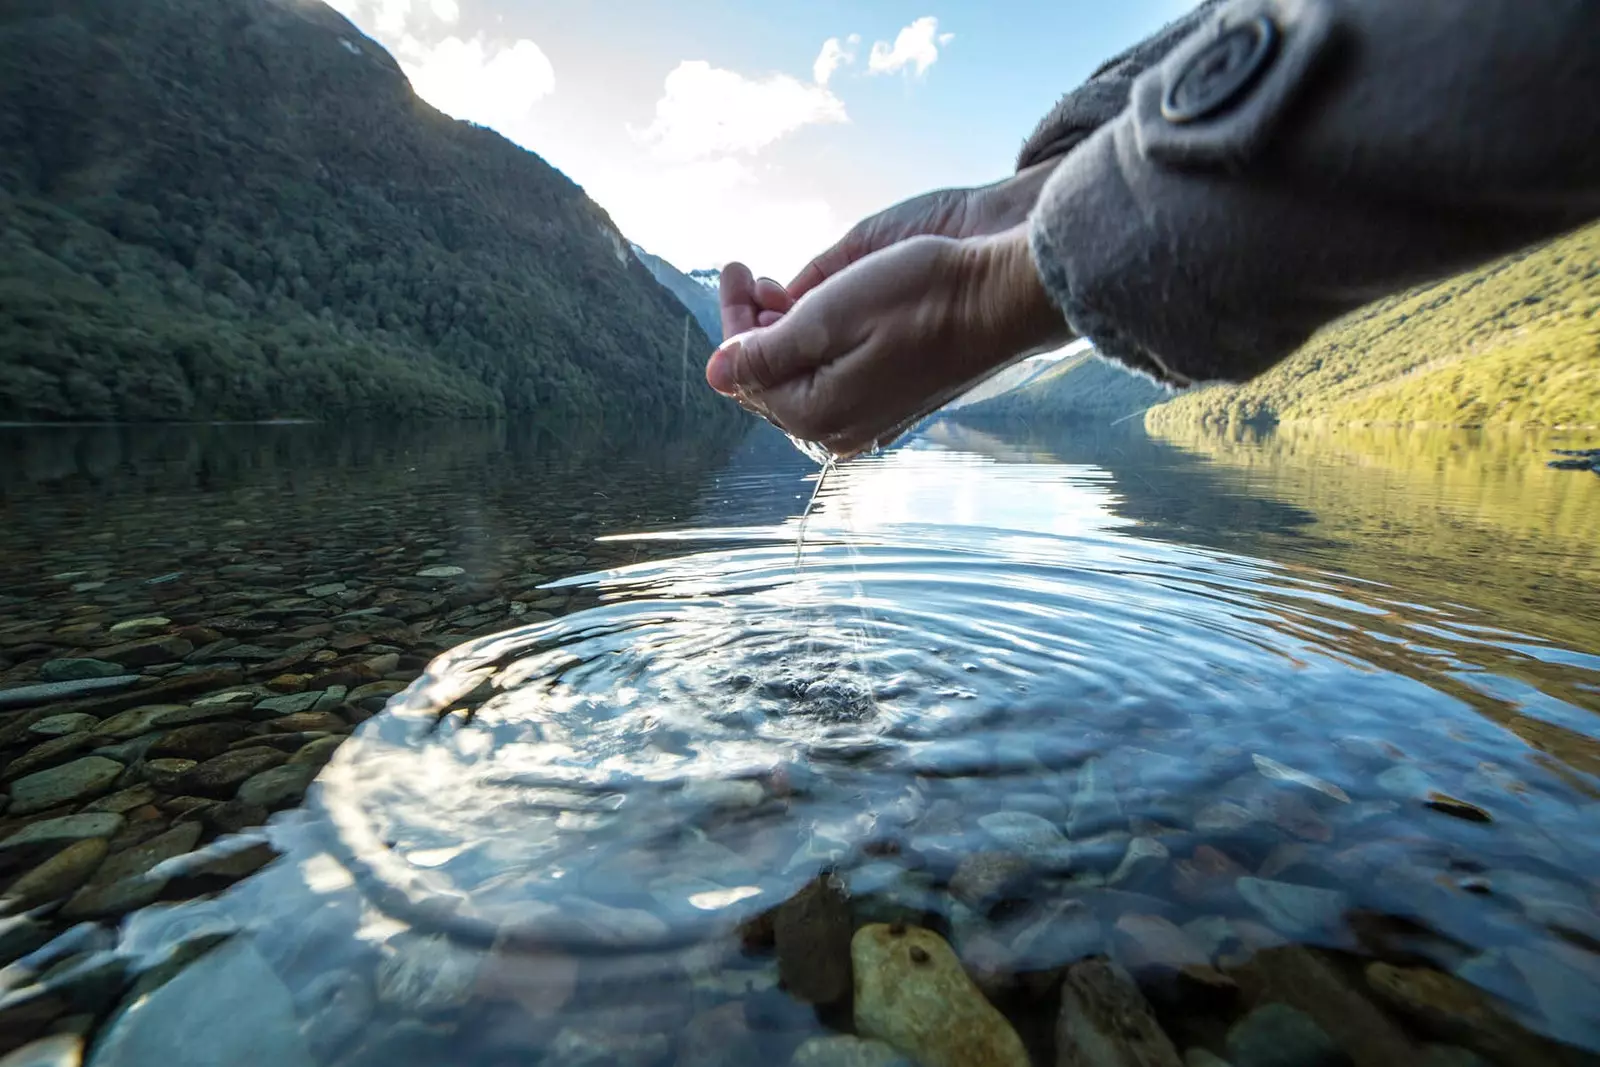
[311,498,1600,1046]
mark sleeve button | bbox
[1161,14,1281,125]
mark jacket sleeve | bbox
[1024,0,1600,387]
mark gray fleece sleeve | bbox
[1026,0,1600,387]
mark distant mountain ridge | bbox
[631,245,722,344]
[0,0,731,423]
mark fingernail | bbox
[706,342,739,395]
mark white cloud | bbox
[429,0,459,24]
[397,36,555,130]
[812,34,859,86]
[636,60,847,162]
[867,16,952,77]
[324,0,459,38]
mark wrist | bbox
[960,223,1075,361]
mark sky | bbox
[323,0,1194,282]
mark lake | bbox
[0,416,1597,1067]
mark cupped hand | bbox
[706,226,1072,458]
[785,159,1059,302]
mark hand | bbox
[785,160,1060,303]
[706,225,1073,458]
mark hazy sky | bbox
[324,0,1193,281]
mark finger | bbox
[786,240,858,303]
[706,312,827,396]
[756,310,784,328]
[719,262,758,341]
[753,277,794,315]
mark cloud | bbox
[396,36,555,131]
[636,60,847,162]
[324,0,457,38]
[867,16,952,77]
[812,34,859,86]
[429,0,459,24]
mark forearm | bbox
[1027,0,1600,386]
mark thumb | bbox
[706,319,819,396]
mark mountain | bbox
[631,245,722,344]
[949,346,1170,425]
[1146,221,1600,431]
[0,0,732,424]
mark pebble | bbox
[24,716,99,740]
[0,677,139,713]
[3,735,98,783]
[546,1027,669,1067]
[1108,836,1168,886]
[948,851,1035,914]
[375,933,480,1014]
[415,566,465,579]
[5,840,109,909]
[180,748,288,796]
[1226,1005,1349,1067]
[1235,878,1348,938]
[140,760,196,792]
[60,822,202,919]
[8,758,125,816]
[790,1035,914,1067]
[1251,753,1350,803]
[1056,957,1182,1067]
[147,724,247,762]
[251,692,323,717]
[977,811,1074,870]
[85,936,315,1067]
[774,873,853,1004]
[38,660,124,684]
[95,637,193,669]
[0,815,123,855]
[88,706,184,742]
[106,618,170,640]
[680,777,766,812]
[233,764,318,810]
[852,923,1028,1067]
[1113,914,1210,976]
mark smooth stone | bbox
[29,950,127,1015]
[1231,947,1412,1067]
[0,815,123,854]
[1193,802,1257,834]
[1376,765,1433,798]
[295,969,373,1061]
[1184,1052,1232,1067]
[181,748,288,796]
[1109,836,1169,887]
[775,873,853,1004]
[106,618,170,640]
[38,660,124,684]
[1226,1005,1349,1067]
[89,706,185,742]
[680,778,765,812]
[5,840,109,909]
[948,852,1035,914]
[0,678,139,713]
[8,759,124,816]
[852,924,1028,1067]
[1067,757,1123,839]
[0,1034,82,1067]
[546,1027,669,1067]
[60,823,202,919]
[1235,878,1348,938]
[233,764,318,810]
[1251,754,1350,803]
[25,716,100,740]
[4,735,98,783]
[977,811,1074,869]
[147,724,247,762]
[415,566,465,578]
[306,584,347,598]
[1504,945,1600,1051]
[251,692,323,717]
[288,736,343,767]
[1113,914,1210,976]
[141,760,196,792]
[86,937,315,1067]
[1055,957,1182,1067]
[790,1035,914,1067]
[375,933,479,1013]
[97,637,193,669]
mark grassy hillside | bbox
[0,0,730,424]
[1145,221,1600,432]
